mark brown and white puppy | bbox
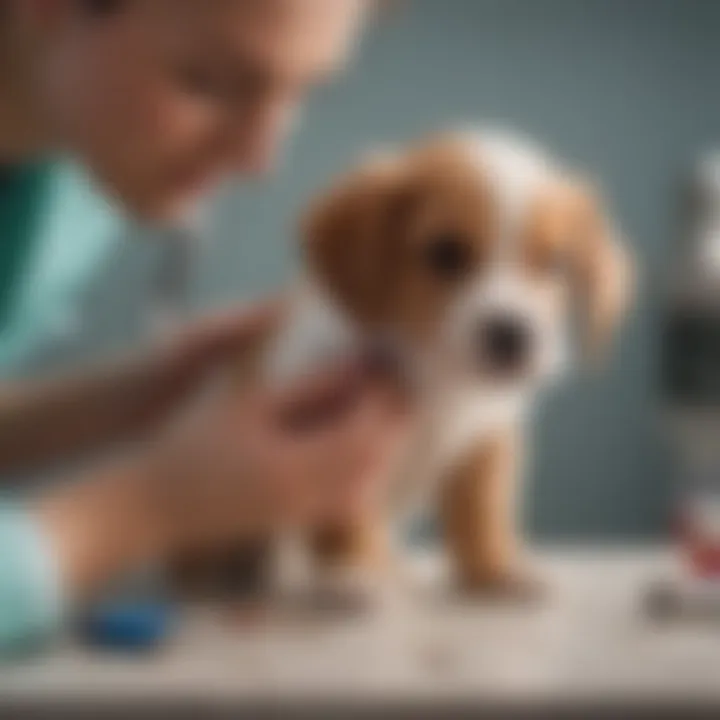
[177,128,633,605]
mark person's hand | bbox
[144,359,410,553]
[135,299,282,429]
[36,359,410,596]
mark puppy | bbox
[174,128,633,606]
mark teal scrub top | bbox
[0,160,124,373]
[0,159,125,654]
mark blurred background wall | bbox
[33,0,720,539]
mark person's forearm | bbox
[0,350,177,476]
[0,301,279,478]
[0,460,165,655]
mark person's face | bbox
[32,0,370,220]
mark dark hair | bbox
[80,0,399,20]
[82,0,124,16]
[77,0,401,24]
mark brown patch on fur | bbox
[302,158,408,328]
[522,183,578,277]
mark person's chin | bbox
[124,187,206,226]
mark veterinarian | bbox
[0,0,405,654]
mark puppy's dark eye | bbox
[176,65,226,99]
[424,233,472,279]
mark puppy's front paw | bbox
[457,568,547,605]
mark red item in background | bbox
[679,507,720,578]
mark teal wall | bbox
[44,0,720,539]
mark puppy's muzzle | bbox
[475,313,534,377]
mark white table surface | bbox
[2,548,719,712]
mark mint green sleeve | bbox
[0,503,65,656]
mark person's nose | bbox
[223,100,301,176]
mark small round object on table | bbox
[79,601,175,653]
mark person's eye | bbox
[424,232,473,279]
[175,64,228,100]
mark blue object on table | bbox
[80,601,175,653]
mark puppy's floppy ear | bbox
[303,155,407,326]
[569,180,634,360]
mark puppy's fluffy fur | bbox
[174,128,633,602]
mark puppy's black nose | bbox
[478,315,532,373]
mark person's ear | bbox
[302,154,408,326]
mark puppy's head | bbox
[303,130,633,394]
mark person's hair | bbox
[78,0,402,20]
[82,0,125,16]
[80,0,400,15]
